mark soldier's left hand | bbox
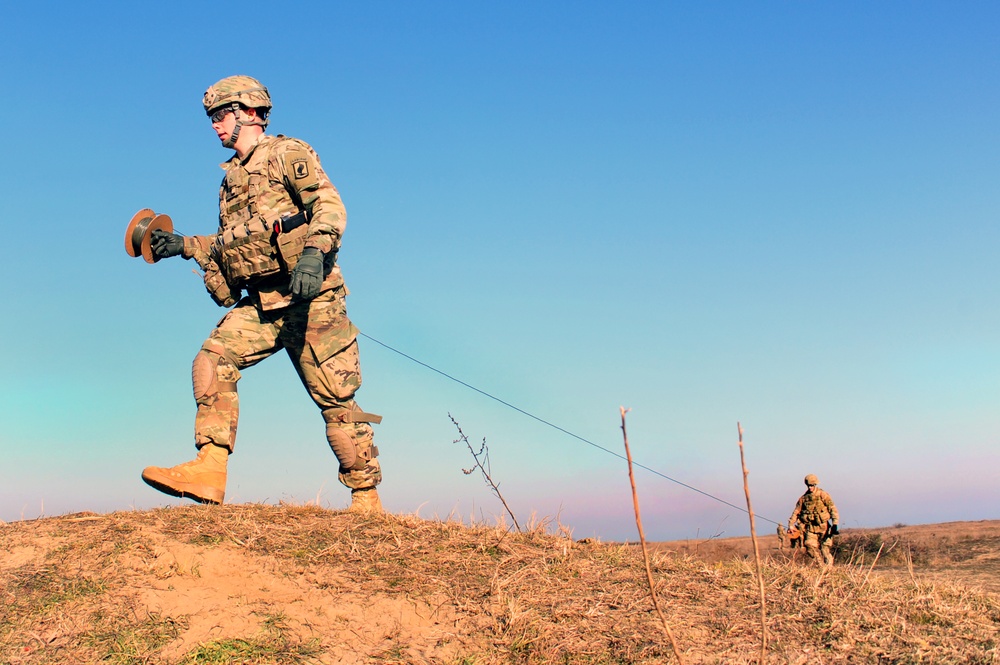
[290,247,324,300]
[150,229,185,259]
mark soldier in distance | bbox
[140,75,384,514]
[787,474,839,566]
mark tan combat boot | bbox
[348,487,383,514]
[141,443,228,504]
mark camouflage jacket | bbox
[182,134,347,310]
[789,488,839,533]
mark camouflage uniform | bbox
[788,481,839,566]
[178,128,382,491]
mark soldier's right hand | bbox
[151,229,185,259]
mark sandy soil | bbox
[0,509,477,664]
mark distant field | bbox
[650,519,1000,595]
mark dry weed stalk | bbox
[862,540,886,587]
[619,407,685,664]
[737,422,769,662]
[450,414,521,532]
[905,545,919,586]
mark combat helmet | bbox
[203,75,271,148]
[804,474,819,486]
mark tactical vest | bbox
[212,136,309,287]
[799,491,831,527]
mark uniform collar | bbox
[219,134,272,169]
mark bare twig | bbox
[737,422,768,662]
[620,407,684,664]
[450,414,521,532]
[905,544,919,586]
[862,541,886,587]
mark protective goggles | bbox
[209,105,236,123]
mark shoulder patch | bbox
[291,158,310,180]
[282,148,320,194]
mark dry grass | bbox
[1,505,998,663]
[657,520,1000,596]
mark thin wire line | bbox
[358,331,781,526]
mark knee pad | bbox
[192,344,240,404]
[323,407,379,471]
[325,422,378,471]
[326,426,359,470]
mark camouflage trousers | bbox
[803,529,834,566]
[192,287,381,490]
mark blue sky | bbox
[1,2,997,541]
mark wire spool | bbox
[125,208,174,264]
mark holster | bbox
[274,211,309,272]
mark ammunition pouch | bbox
[189,249,240,308]
[203,261,239,307]
[214,211,311,287]
[805,508,830,526]
[215,218,281,286]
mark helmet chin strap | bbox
[223,123,242,149]
[223,103,242,149]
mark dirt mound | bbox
[2,506,998,663]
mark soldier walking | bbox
[787,474,839,566]
[140,75,384,513]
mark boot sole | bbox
[141,470,225,505]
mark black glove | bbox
[829,524,839,536]
[150,229,185,259]
[290,247,325,300]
